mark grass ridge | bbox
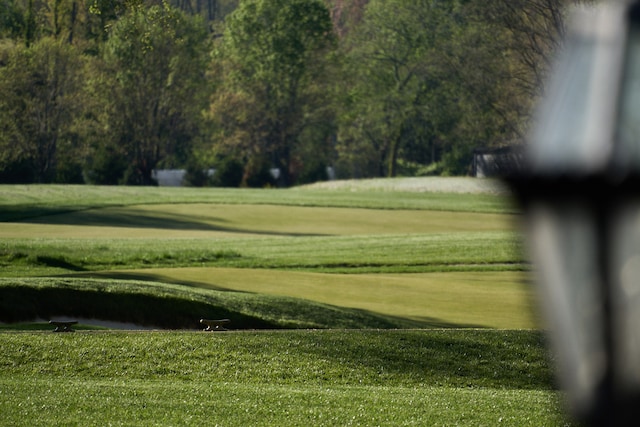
[0,277,454,329]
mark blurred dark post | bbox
[507,1,640,425]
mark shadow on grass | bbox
[31,255,87,271]
[0,206,81,222]
[9,206,327,237]
[65,272,486,329]
[0,285,276,329]
[294,329,554,390]
[0,277,483,330]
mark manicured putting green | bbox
[93,268,538,329]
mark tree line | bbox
[0,0,583,186]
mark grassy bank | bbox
[0,273,536,329]
[0,330,569,426]
[0,277,427,329]
[0,181,523,275]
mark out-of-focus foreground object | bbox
[508,1,640,425]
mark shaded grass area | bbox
[0,322,107,331]
[0,278,460,329]
[0,330,568,426]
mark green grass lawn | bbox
[81,268,537,329]
[0,178,514,221]
[0,231,524,276]
[0,180,570,425]
[0,330,570,426]
[0,181,529,328]
[0,203,515,238]
[0,270,536,329]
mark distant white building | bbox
[152,169,215,186]
[152,169,186,186]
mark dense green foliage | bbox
[0,37,85,183]
[210,0,335,186]
[0,0,575,185]
[87,3,211,185]
[335,0,516,177]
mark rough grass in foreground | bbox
[0,330,570,426]
[0,330,552,388]
[0,379,566,426]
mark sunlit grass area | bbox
[0,330,569,426]
[0,277,427,329]
[0,179,514,222]
[0,180,566,425]
[0,231,524,276]
[0,181,531,328]
[0,203,515,238]
[72,268,536,329]
[0,180,531,326]
[0,268,536,329]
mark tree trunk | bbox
[387,138,400,178]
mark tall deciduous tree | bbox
[0,0,26,39]
[336,0,532,177]
[88,2,210,185]
[337,0,453,177]
[485,0,568,98]
[211,0,335,186]
[0,37,85,182]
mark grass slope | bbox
[0,330,570,426]
[0,278,431,329]
[80,268,537,329]
[0,181,530,328]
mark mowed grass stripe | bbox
[0,180,514,223]
[1,231,524,276]
[0,203,517,239]
[85,269,537,329]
